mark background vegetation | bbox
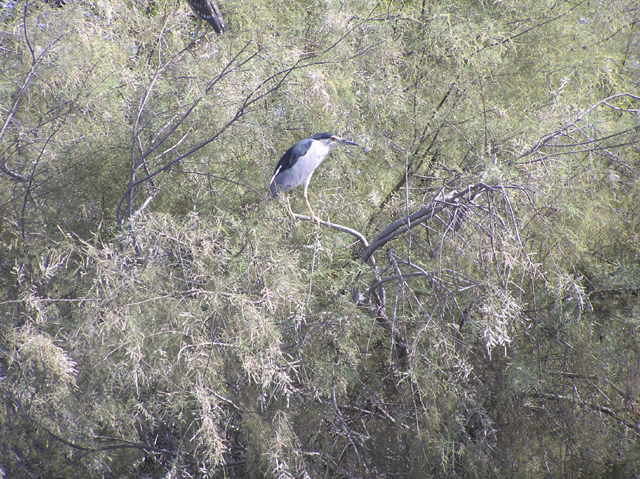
[1,0,639,477]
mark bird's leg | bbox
[193,17,211,41]
[303,183,321,224]
[193,17,202,40]
[284,192,297,221]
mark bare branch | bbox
[529,391,639,434]
[362,183,493,264]
[291,213,369,252]
[0,162,28,182]
[513,93,640,163]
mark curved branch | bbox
[361,183,493,264]
[291,213,369,252]
[513,93,640,163]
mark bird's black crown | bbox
[311,132,335,140]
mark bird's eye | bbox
[331,136,337,141]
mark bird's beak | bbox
[339,138,359,146]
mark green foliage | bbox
[1,0,640,477]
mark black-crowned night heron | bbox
[269,132,359,223]
[186,0,224,36]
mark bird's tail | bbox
[204,15,224,34]
[268,181,278,198]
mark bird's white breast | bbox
[304,140,334,170]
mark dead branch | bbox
[362,183,493,264]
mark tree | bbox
[1,0,639,477]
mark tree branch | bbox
[513,93,640,163]
[361,183,493,264]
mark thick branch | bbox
[361,183,492,264]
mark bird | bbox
[185,0,225,37]
[269,132,359,223]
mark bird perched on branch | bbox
[269,133,360,224]
[185,0,224,37]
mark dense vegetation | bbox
[1,0,639,477]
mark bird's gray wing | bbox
[269,139,313,195]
